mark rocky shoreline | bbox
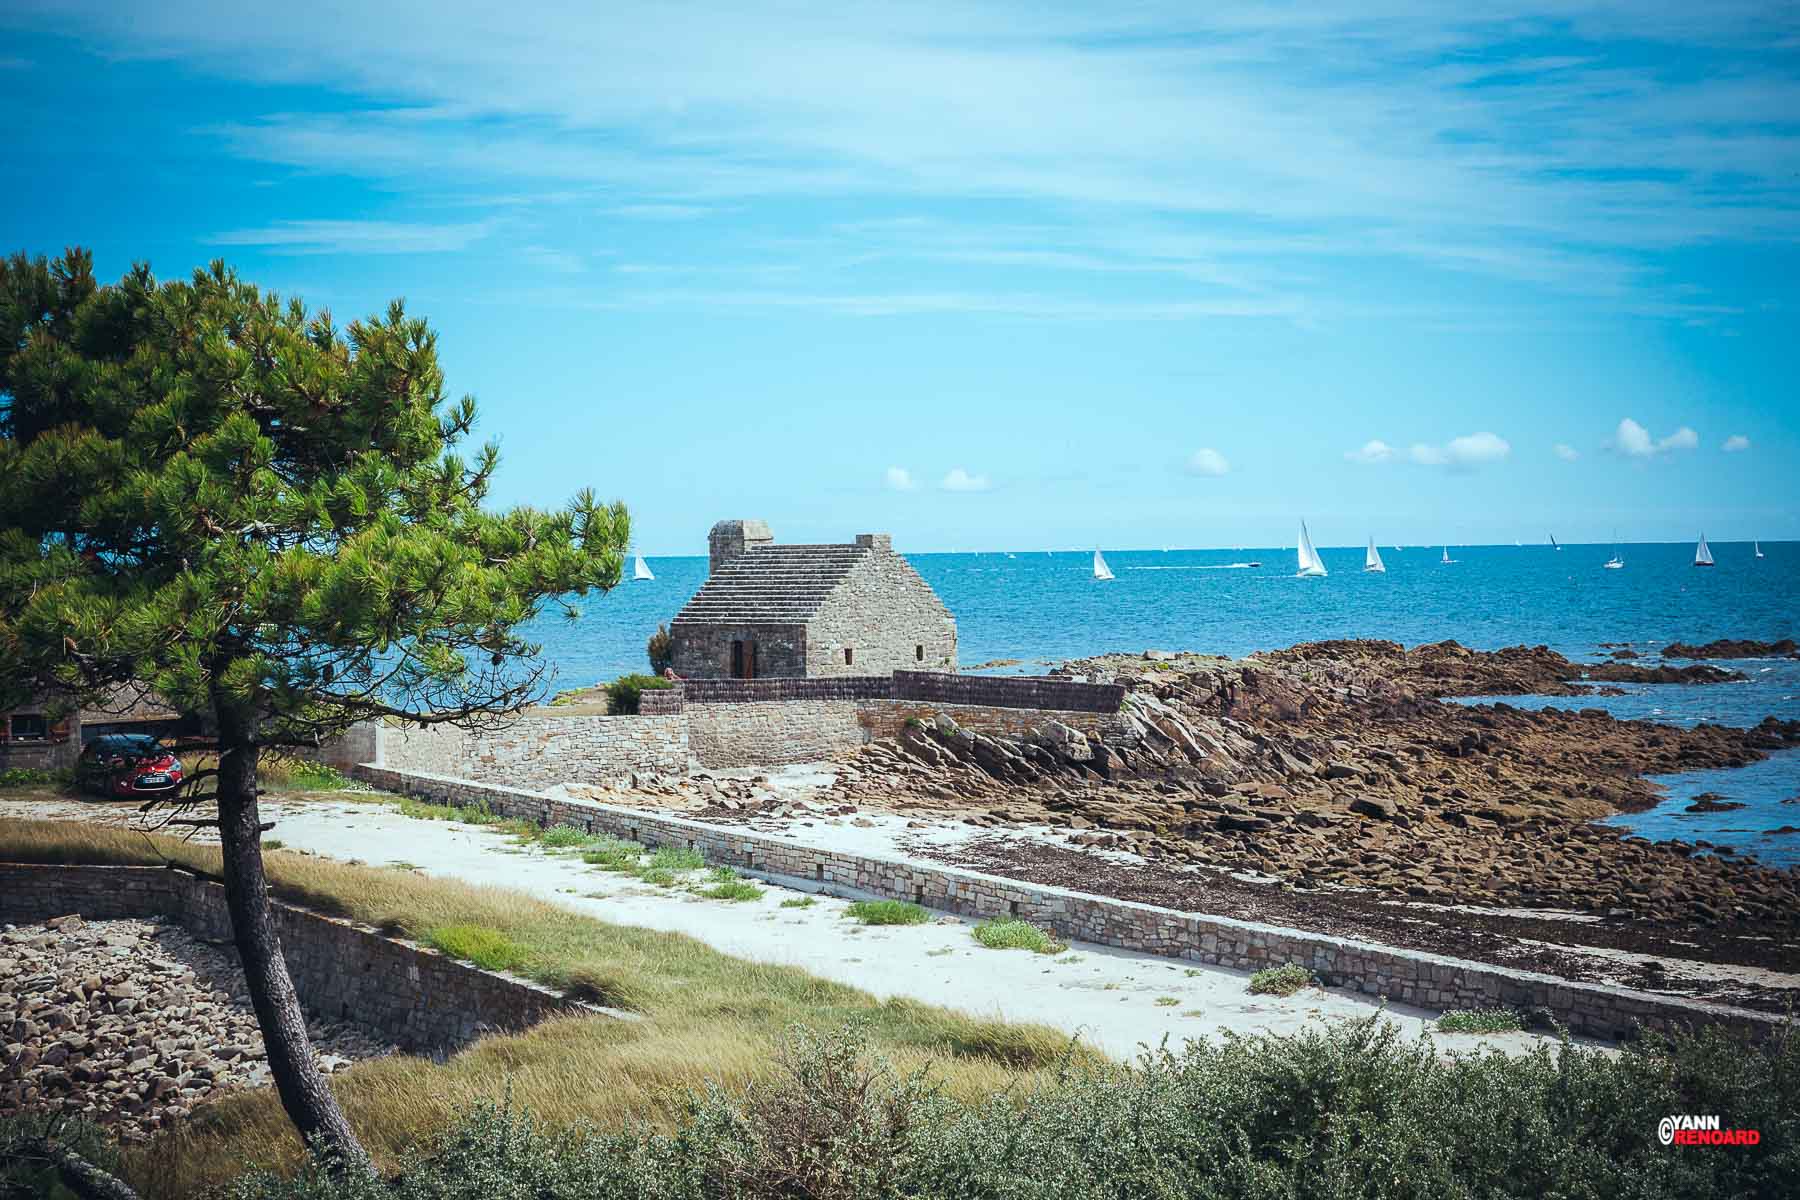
[666,640,1800,1000]
[0,915,395,1140]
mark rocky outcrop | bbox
[1662,639,1799,660]
[0,916,392,1140]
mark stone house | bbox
[669,520,957,679]
[1,686,187,772]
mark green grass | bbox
[426,924,527,972]
[698,878,766,902]
[1437,1008,1525,1034]
[539,824,598,849]
[647,845,704,871]
[282,761,359,791]
[844,899,931,926]
[971,918,1066,955]
[1154,996,1180,1007]
[0,766,71,789]
[780,896,817,909]
[580,840,645,870]
[637,868,678,887]
[1248,963,1312,996]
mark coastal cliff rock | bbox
[772,640,1800,936]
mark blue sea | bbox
[528,541,1800,864]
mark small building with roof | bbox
[669,520,957,679]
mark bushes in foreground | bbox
[215,1017,1800,1200]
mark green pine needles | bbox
[0,248,631,745]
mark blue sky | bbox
[3,1,1797,553]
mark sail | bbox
[1694,534,1714,567]
[1364,537,1385,573]
[633,554,655,581]
[1755,541,1764,558]
[1093,549,1115,581]
[1550,533,1560,550]
[1296,522,1326,576]
[1441,546,1452,564]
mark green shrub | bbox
[699,879,765,902]
[638,868,678,887]
[604,672,674,715]
[540,825,596,849]
[1248,963,1312,996]
[211,1018,1800,1200]
[647,845,704,871]
[286,761,356,791]
[844,899,930,926]
[1438,1008,1525,1034]
[971,918,1065,954]
[780,896,818,909]
[646,623,674,675]
[0,766,71,788]
[580,839,644,870]
[426,924,526,972]
[396,797,505,826]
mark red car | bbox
[75,734,185,799]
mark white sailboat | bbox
[1755,541,1764,559]
[1693,534,1714,568]
[633,554,655,581]
[1604,541,1624,569]
[1092,549,1115,581]
[1550,533,1561,551]
[1364,537,1385,574]
[1440,545,1455,564]
[1296,522,1327,577]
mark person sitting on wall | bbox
[662,667,682,682]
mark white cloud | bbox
[207,218,493,254]
[1614,417,1655,457]
[1443,431,1511,465]
[1184,448,1230,477]
[940,467,991,492]
[1723,433,1752,452]
[1553,442,1580,461]
[883,466,917,491]
[1344,439,1394,465]
[1611,417,1700,457]
[1358,431,1510,469]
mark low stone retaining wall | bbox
[687,700,864,768]
[656,671,1126,714]
[0,863,595,1053]
[378,712,691,788]
[352,764,1782,1044]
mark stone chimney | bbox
[708,519,774,575]
[854,533,892,553]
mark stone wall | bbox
[893,670,1125,714]
[688,700,866,767]
[856,701,1128,741]
[671,621,808,681]
[679,676,895,705]
[804,540,957,676]
[351,764,1781,1044]
[377,712,691,786]
[0,863,595,1052]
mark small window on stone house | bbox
[843,648,853,666]
[8,713,48,741]
[915,644,924,661]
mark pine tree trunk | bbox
[214,716,373,1175]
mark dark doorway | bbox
[730,640,758,680]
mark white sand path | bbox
[251,797,1581,1060]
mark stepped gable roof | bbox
[672,543,873,625]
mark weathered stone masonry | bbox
[0,863,595,1052]
[350,764,1780,1044]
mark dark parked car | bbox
[76,734,184,799]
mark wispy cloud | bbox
[1184,448,1231,477]
[1610,417,1699,458]
[883,466,917,491]
[1553,443,1580,461]
[49,1,1794,318]
[940,467,990,492]
[520,245,587,274]
[207,218,493,255]
[1348,432,1509,469]
[1723,433,1752,452]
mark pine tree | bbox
[0,248,630,1172]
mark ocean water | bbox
[528,540,1799,863]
